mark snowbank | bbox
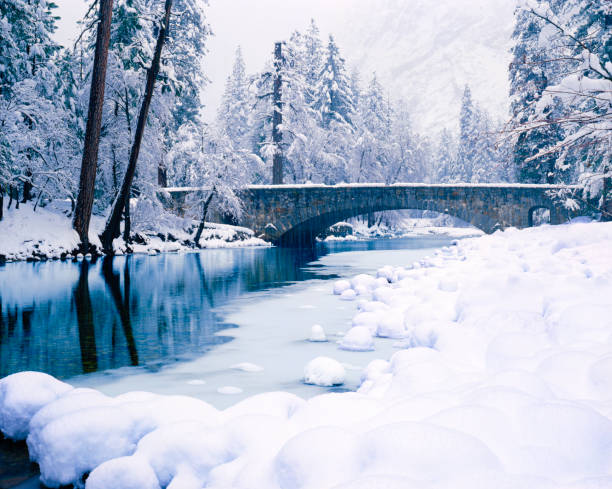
[0,202,268,262]
[1,221,612,489]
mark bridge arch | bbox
[275,204,497,246]
[528,205,552,227]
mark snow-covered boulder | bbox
[333,280,351,295]
[375,309,406,338]
[0,372,72,440]
[339,289,357,301]
[304,357,346,386]
[338,326,375,352]
[309,324,327,342]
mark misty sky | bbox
[54,0,514,131]
[54,0,355,120]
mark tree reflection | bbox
[73,260,98,373]
[102,257,139,366]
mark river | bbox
[0,236,455,409]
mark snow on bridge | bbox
[163,183,582,246]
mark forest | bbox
[0,0,610,253]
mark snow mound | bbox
[333,280,351,295]
[338,326,375,352]
[309,324,327,342]
[0,372,72,440]
[340,288,357,301]
[303,357,346,386]
[230,362,264,372]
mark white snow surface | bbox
[0,202,101,261]
[0,202,268,261]
[2,221,612,488]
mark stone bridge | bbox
[164,183,580,246]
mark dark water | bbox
[0,236,452,381]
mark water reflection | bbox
[74,260,98,373]
[0,236,451,380]
[0,246,326,379]
[102,257,138,367]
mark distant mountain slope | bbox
[338,0,517,135]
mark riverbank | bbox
[1,220,610,488]
[0,201,268,263]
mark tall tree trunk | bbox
[123,194,131,243]
[272,42,284,184]
[73,0,114,249]
[194,190,215,247]
[0,187,3,221]
[158,162,168,187]
[21,169,33,203]
[603,173,611,222]
[100,0,173,253]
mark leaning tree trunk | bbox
[123,195,131,243]
[72,0,114,249]
[100,0,173,253]
[194,190,215,247]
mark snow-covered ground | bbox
[1,220,612,489]
[0,201,268,262]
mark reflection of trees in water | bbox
[73,261,98,373]
[0,244,344,379]
[102,257,138,366]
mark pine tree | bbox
[315,35,355,128]
[508,0,611,214]
[351,73,389,183]
[454,85,477,182]
[0,0,59,96]
[435,129,456,183]
[508,4,564,184]
[0,0,68,207]
[302,19,324,107]
[218,47,251,148]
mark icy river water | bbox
[0,236,454,409]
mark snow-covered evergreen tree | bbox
[434,129,456,183]
[508,0,611,214]
[218,47,250,146]
[0,0,75,205]
[454,85,478,182]
[315,35,355,129]
[508,4,564,183]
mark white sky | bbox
[53,0,513,131]
[54,0,355,120]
